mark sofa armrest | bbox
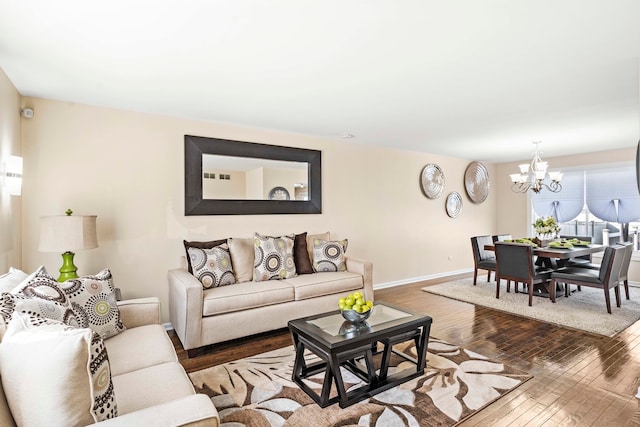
[117,297,161,328]
[345,257,374,302]
[168,269,204,351]
[90,394,219,427]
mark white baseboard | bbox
[373,268,474,290]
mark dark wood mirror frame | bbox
[184,135,322,215]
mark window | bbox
[531,163,640,247]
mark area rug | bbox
[423,277,640,336]
[188,338,531,427]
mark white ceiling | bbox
[1,1,639,163]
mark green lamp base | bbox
[58,251,79,282]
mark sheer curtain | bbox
[586,166,640,224]
[532,170,584,222]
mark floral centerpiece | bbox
[533,216,561,239]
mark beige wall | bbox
[0,68,22,272]
[19,97,497,322]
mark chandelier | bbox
[510,141,563,193]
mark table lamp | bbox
[38,209,98,282]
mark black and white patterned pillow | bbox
[253,233,297,282]
[0,313,117,424]
[187,244,236,289]
[57,269,126,339]
[313,239,348,272]
[0,266,78,327]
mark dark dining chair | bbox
[561,241,633,297]
[549,245,625,314]
[492,234,513,243]
[471,235,497,286]
[617,242,634,300]
[494,242,553,306]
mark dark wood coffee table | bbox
[287,303,432,408]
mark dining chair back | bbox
[617,241,634,300]
[494,242,553,306]
[470,235,496,286]
[492,234,513,243]
[549,245,625,314]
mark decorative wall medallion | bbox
[446,191,463,218]
[464,161,490,204]
[420,163,445,199]
[268,186,290,200]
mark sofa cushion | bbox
[183,238,227,274]
[293,232,314,274]
[104,324,178,376]
[187,244,236,289]
[57,269,126,339]
[253,233,297,281]
[284,271,364,300]
[112,362,195,415]
[0,313,117,426]
[313,239,348,272]
[228,237,255,283]
[0,267,29,293]
[202,281,294,316]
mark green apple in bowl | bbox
[338,291,373,323]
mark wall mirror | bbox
[185,135,322,215]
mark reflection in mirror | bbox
[185,135,322,215]
[202,155,309,201]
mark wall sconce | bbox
[2,155,23,196]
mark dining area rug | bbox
[422,277,640,336]
[188,338,531,426]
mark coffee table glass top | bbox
[307,304,412,337]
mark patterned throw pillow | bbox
[0,313,117,425]
[253,233,297,282]
[0,266,78,327]
[183,238,228,274]
[57,269,126,339]
[187,244,236,289]
[313,239,349,272]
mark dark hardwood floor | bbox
[170,273,640,426]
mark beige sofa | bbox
[0,297,219,427]
[169,233,373,356]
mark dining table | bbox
[484,243,605,266]
[484,242,606,296]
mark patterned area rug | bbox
[423,277,640,336]
[188,338,531,426]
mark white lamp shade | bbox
[38,215,98,253]
[548,171,562,182]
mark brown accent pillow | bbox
[294,233,314,274]
[183,239,227,274]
